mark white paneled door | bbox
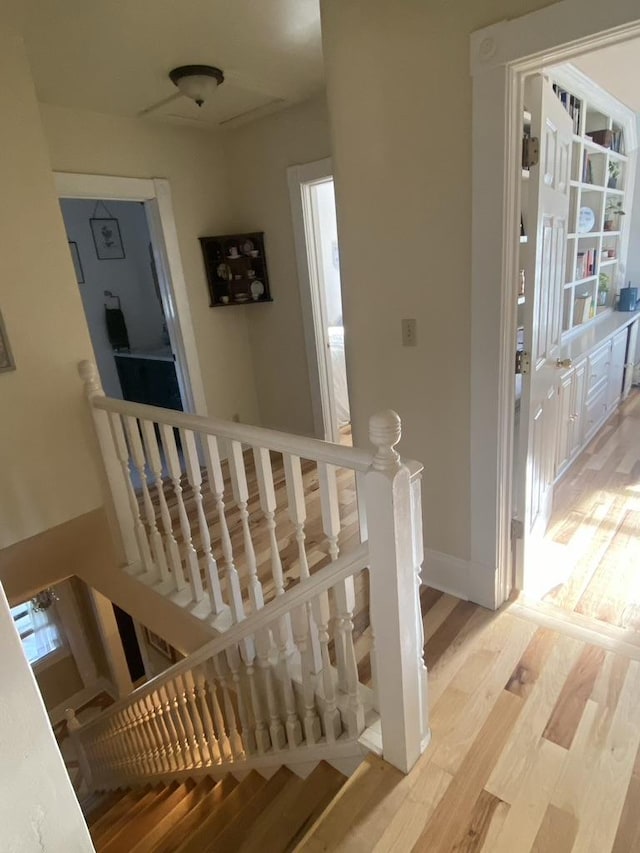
[517,75,573,589]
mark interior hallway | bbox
[538,389,640,637]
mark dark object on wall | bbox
[112,604,145,682]
[0,309,16,373]
[91,217,125,260]
[199,231,272,307]
[114,355,182,411]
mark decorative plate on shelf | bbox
[234,293,250,303]
[250,279,265,301]
[216,263,229,280]
[578,206,596,234]
[242,239,255,255]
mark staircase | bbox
[82,762,345,852]
[69,361,430,847]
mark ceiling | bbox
[22,0,323,128]
[573,39,640,113]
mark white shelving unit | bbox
[550,66,637,337]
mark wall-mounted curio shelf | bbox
[199,231,272,308]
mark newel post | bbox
[65,708,94,791]
[78,360,139,566]
[365,410,430,774]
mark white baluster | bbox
[183,670,211,765]
[332,578,365,737]
[64,709,94,790]
[319,461,356,697]
[144,694,170,773]
[108,411,154,577]
[311,591,342,741]
[123,415,168,585]
[410,467,429,739]
[213,655,246,758]
[181,429,227,616]
[202,435,245,625]
[284,453,322,672]
[253,448,289,609]
[136,698,162,774]
[228,440,264,613]
[255,629,286,750]
[159,423,204,603]
[78,361,138,566]
[141,419,184,592]
[174,675,201,766]
[165,679,195,767]
[365,410,430,773]
[159,684,185,770]
[291,604,322,744]
[194,665,221,764]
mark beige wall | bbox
[35,652,83,711]
[320,0,553,561]
[223,96,332,435]
[0,24,103,549]
[0,585,94,851]
[40,104,260,428]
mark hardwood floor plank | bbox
[488,739,567,853]
[423,594,462,643]
[486,631,582,803]
[504,627,556,699]
[450,789,507,852]
[530,804,578,853]
[410,691,523,852]
[611,741,640,853]
[542,643,605,749]
[426,600,478,670]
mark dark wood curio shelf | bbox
[199,231,272,308]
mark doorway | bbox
[61,197,184,410]
[289,159,352,444]
[470,5,640,619]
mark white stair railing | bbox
[77,360,429,776]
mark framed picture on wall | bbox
[0,310,16,373]
[90,217,125,260]
[68,241,84,284]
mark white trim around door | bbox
[54,172,206,416]
[469,0,640,609]
[288,158,342,442]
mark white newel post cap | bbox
[369,409,402,472]
[78,359,102,396]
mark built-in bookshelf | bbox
[551,73,635,336]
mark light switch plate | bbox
[402,318,417,347]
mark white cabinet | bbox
[623,319,639,400]
[569,359,587,456]
[608,328,628,412]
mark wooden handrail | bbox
[90,394,375,472]
[77,543,370,735]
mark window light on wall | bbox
[10,592,65,666]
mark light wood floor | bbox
[299,590,640,852]
[539,389,640,636]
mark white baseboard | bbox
[423,548,497,609]
[48,677,116,726]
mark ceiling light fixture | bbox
[168,64,225,107]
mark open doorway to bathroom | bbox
[61,197,184,411]
[289,159,352,445]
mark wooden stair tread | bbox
[151,775,239,853]
[128,777,216,853]
[84,790,127,827]
[101,782,191,853]
[90,788,149,838]
[237,762,347,853]
[200,767,294,852]
[93,787,167,848]
[173,771,271,853]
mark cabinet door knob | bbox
[556,357,573,369]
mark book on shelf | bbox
[552,83,582,134]
[581,152,593,184]
[575,248,596,280]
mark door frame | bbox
[288,158,346,442]
[470,0,640,609]
[54,172,206,415]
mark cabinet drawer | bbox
[587,341,612,391]
[584,383,608,438]
[585,373,608,406]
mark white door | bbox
[517,75,573,589]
